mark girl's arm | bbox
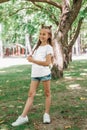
[27,54,52,66]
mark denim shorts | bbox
[31,74,51,81]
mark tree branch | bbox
[59,0,82,36]
[0,0,62,11]
[70,0,82,22]
[68,6,87,48]
[31,2,59,26]
[68,18,83,48]
[44,8,59,25]
[0,0,9,3]
[26,0,62,10]
[32,1,42,9]
[9,7,39,16]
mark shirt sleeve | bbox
[46,45,54,56]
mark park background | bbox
[0,0,87,130]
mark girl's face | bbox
[39,28,50,43]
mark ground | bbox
[0,54,87,130]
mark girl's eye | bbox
[40,33,46,36]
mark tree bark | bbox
[0,0,9,3]
[52,39,64,79]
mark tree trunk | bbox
[0,24,3,58]
[25,34,32,56]
[51,39,64,79]
[53,0,82,72]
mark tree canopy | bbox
[0,0,87,48]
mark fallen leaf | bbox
[0,120,4,124]
[17,106,22,108]
[65,125,71,129]
[9,105,15,108]
[80,97,86,100]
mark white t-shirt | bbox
[31,44,53,77]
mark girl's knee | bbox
[45,91,51,97]
[28,91,36,98]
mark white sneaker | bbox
[43,113,51,124]
[11,116,28,126]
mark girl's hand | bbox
[27,56,33,62]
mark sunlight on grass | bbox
[64,76,73,80]
[83,69,87,71]
[76,77,83,80]
[80,73,87,76]
[67,84,81,90]
[0,70,6,73]
[36,93,42,96]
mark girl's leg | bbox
[11,80,40,126]
[21,80,40,117]
[42,80,51,114]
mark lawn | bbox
[0,60,87,130]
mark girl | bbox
[12,25,54,126]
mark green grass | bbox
[0,60,87,130]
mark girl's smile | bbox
[39,29,50,44]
